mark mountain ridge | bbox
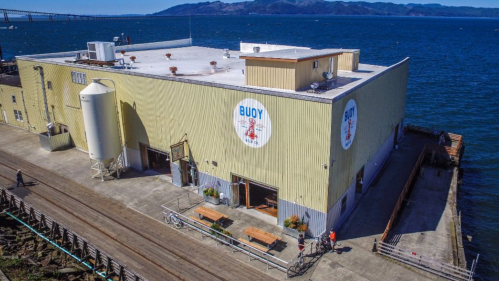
[151,0,499,18]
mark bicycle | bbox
[286,249,305,277]
[315,234,329,254]
[166,212,183,229]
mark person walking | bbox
[329,228,337,253]
[298,234,305,251]
[16,169,25,187]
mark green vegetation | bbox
[0,257,50,281]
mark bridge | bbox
[1,8,166,22]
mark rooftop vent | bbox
[223,49,230,59]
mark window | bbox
[341,195,347,215]
[11,95,16,104]
[47,81,52,90]
[313,60,319,69]
[71,71,87,85]
[14,110,23,122]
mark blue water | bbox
[1,15,498,280]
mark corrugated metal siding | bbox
[16,58,332,213]
[326,180,356,232]
[278,198,326,238]
[0,84,28,129]
[124,147,141,170]
[171,162,181,187]
[295,56,331,90]
[328,60,408,210]
[38,132,72,151]
[17,60,88,148]
[245,60,296,90]
[337,51,360,72]
[363,130,395,192]
[197,172,230,203]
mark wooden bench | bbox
[194,206,229,225]
[243,227,282,249]
[189,216,212,227]
[238,238,269,253]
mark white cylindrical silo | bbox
[80,80,121,162]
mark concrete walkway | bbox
[0,124,451,280]
[302,133,448,281]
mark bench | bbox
[238,238,269,253]
[194,206,229,225]
[189,216,212,227]
[243,227,282,249]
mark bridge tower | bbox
[3,12,9,23]
[28,14,33,22]
[49,15,53,21]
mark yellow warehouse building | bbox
[0,39,408,236]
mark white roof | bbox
[21,43,392,103]
[240,49,343,61]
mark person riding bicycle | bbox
[298,234,305,251]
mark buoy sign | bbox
[233,99,272,148]
[341,99,357,150]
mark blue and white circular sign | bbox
[233,99,272,148]
[341,99,357,150]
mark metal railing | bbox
[160,193,327,277]
[161,203,292,274]
[380,147,425,242]
[286,232,325,278]
[0,188,146,281]
[378,241,478,281]
[160,191,204,213]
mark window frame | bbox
[13,110,23,122]
[11,95,16,104]
[71,71,87,85]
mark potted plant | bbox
[202,187,220,205]
[169,66,178,76]
[130,56,136,62]
[222,229,233,242]
[120,50,126,57]
[282,215,308,238]
[166,53,172,60]
[210,222,223,235]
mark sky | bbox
[2,0,499,15]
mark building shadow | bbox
[338,131,460,243]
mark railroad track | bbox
[0,150,274,281]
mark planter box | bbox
[282,226,304,239]
[203,195,220,205]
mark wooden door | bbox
[180,160,189,186]
[231,175,240,208]
[139,143,148,171]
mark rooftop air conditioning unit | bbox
[87,42,116,62]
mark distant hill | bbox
[151,0,499,18]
